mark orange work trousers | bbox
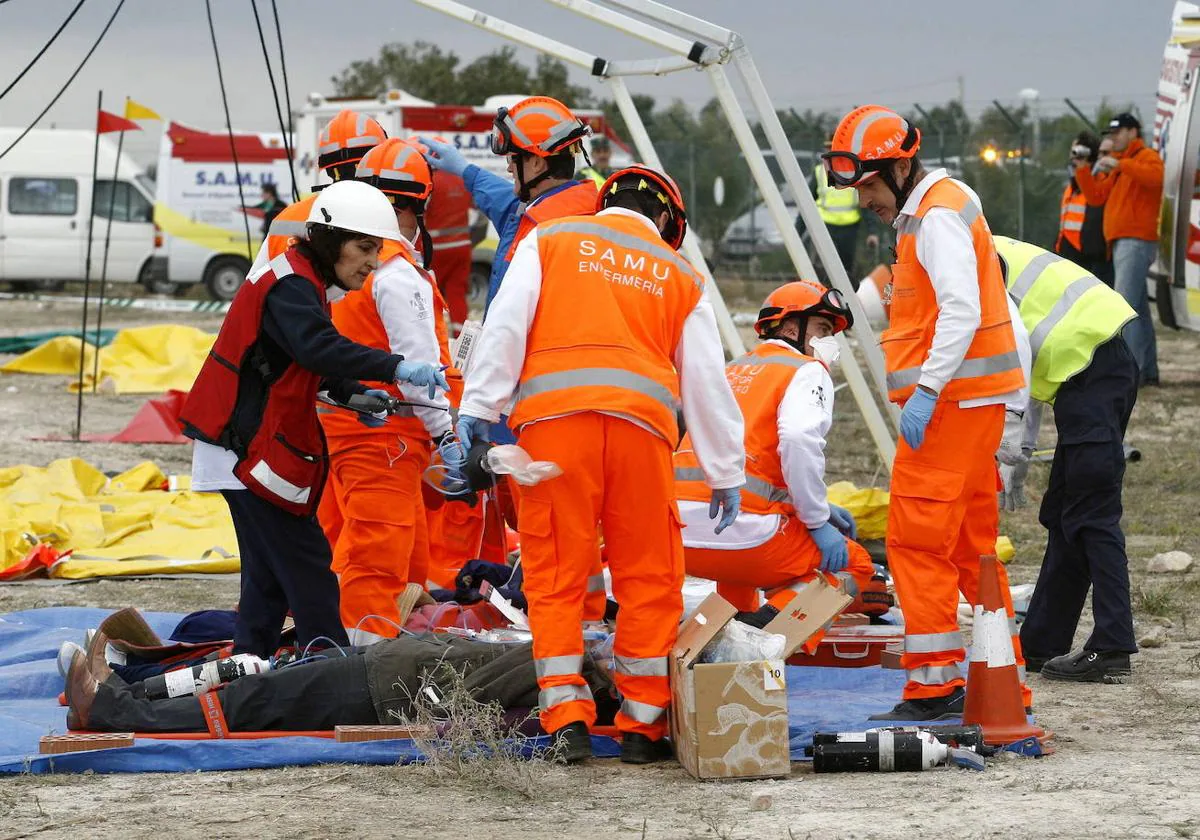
[887,400,1030,706]
[320,432,431,644]
[518,413,683,739]
[685,513,875,605]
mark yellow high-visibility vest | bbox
[816,166,860,226]
[995,236,1135,403]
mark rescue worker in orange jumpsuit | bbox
[822,106,1031,720]
[316,139,454,645]
[675,280,875,628]
[426,169,475,335]
[454,166,746,764]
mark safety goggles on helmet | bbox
[598,164,688,250]
[756,286,853,335]
[489,104,591,158]
[820,116,920,188]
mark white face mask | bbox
[808,335,841,368]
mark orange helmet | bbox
[355,138,433,206]
[755,279,853,337]
[598,164,688,250]
[317,109,388,172]
[820,105,920,188]
[489,96,591,158]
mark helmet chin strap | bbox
[881,161,921,214]
[767,316,810,355]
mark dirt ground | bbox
[1,297,1199,840]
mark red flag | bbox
[96,110,141,134]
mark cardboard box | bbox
[670,577,852,780]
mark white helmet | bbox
[305,180,402,241]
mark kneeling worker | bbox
[675,280,875,625]
[993,237,1139,683]
[455,166,746,764]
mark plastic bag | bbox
[485,445,562,486]
[697,620,787,664]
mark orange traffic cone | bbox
[962,554,1046,746]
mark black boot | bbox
[620,732,670,765]
[548,721,592,764]
[1040,649,1131,683]
[868,687,965,721]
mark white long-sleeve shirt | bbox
[371,244,452,439]
[680,344,833,549]
[459,206,745,490]
[895,169,1022,408]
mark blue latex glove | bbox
[827,503,858,539]
[809,521,849,574]
[708,487,741,535]
[394,361,449,400]
[456,415,492,451]
[899,387,938,450]
[420,137,470,178]
[355,388,390,428]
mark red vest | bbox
[505,180,599,259]
[180,247,329,517]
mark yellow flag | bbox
[124,99,161,121]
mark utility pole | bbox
[993,99,1026,239]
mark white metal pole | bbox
[607,76,744,357]
[706,62,895,466]
[601,0,734,47]
[411,0,601,69]
[546,0,718,63]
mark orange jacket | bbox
[1074,138,1163,243]
[883,179,1023,404]
[264,196,315,259]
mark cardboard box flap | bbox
[673,592,738,667]
[764,575,854,658]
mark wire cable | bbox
[205,0,254,262]
[0,0,87,102]
[0,0,125,163]
[300,635,349,659]
[270,0,299,202]
[249,0,299,203]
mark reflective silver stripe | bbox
[1029,276,1101,357]
[896,199,980,237]
[1061,220,1084,231]
[1009,250,1062,302]
[785,580,810,595]
[1017,665,1027,683]
[318,135,379,156]
[620,697,666,725]
[268,219,308,239]
[517,367,680,413]
[346,626,386,646]
[535,654,583,680]
[248,460,311,505]
[907,663,963,685]
[378,167,421,184]
[1008,616,1019,637]
[614,656,668,677]
[904,631,965,654]
[835,572,859,597]
[728,353,811,370]
[586,574,605,593]
[356,113,370,135]
[896,215,921,237]
[849,110,906,155]
[268,252,295,279]
[886,349,1023,392]
[674,467,788,506]
[431,240,473,251]
[540,220,703,292]
[1064,202,1087,213]
[427,225,472,237]
[539,683,593,709]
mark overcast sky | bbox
[0,0,1178,163]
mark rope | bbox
[0,0,87,102]
[271,0,299,202]
[249,0,299,203]
[0,0,126,163]
[205,0,254,262]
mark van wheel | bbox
[140,262,180,296]
[469,262,490,305]
[204,256,250,301]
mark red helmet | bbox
[820,105,920,189]
[489,96,591,158]
[317,109,388,172]
[355,138,433,205]
[598,164,688,250]
[755,279,853,337]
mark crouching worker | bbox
[454,165,746,764]
[676,280,875,629]
[62,636,614,740]
[317,139,454,645]
[180,180,448,660]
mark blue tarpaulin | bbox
[1,607,918,774]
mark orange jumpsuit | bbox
[675,342,874,630]
[427,170,475,332]
[457,209,745,739]
[884,175,1030,705]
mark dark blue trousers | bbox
[1020,337,1139,657]
[222,490,349,657]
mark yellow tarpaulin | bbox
[1,325,214,394]
[828,480,1016,563]
[0,458,238,577]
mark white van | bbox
[0,128,157,292]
